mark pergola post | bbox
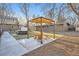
[53,22,55,39]
[40,17,43,44]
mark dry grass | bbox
[33,31,64,39]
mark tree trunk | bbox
[27,20,29,39]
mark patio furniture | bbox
[17,26,28,35]
[17,30,28,35]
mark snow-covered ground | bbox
[18,37,55,53]
[0,32,28,56]
[0,32,55,56]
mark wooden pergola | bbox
[31,17,55,44]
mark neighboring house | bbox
[35,23,68,33]
[76,26,79,31]
[0,9,19,31]
[55,23,68,32]
[56,17,69,32]
[0,16,19,31]
[75,21,79,31]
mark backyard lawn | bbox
[9,31,64,40]
[9,31,34,40]
[33,31,64,39]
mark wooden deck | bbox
[23,36,79,56]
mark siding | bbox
[0,24,18,31]
[35,24,68,33]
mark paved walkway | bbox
[18,37,55,54]
[0,32,28,56]
[24,36,79,56]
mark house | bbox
[75,21,79,31]
[35,23,68,33]
[0,16,19,31]
[76,26,79,31]
[0,9,19,31]
[55,23,68,32]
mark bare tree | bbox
[32,14,36,19]
[0,3,8,32]
[61,3,79,27]
[68,3,79,16]
[41,3,66,23]
[56,3,66,23]
[41,3,55,19]
[0,3,13,16]
[66,16,76,26]
[18,3,29,38]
